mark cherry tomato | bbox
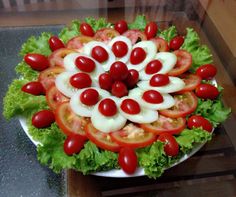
[91,46,108,63]
[98,98,117,116]
[70,72,92,89]
[80,23,94,37]
[109,61,129,81]
[48,48,75,67]
[118,147,137,174]
[169,36,184,50]
[32,110,55,128]
[49,36,65,51]
[150,74,169,87]
[99,73,113,91]
[64,135,86,156]
[122,30,147,45]
[125,69,139,89]
[151,37,169,52]
[158,133,179,156]
[111,81,128,98]
[196,64,217,80]
[130,47,146,65]
[145,22,158,39]
[94,28,120,42]
[121,99,141,115]
[195,84,219,100]
[114,20,128,34]
[177,73,201,94]
[66,35,94,50]
[142,90,163,104]
[80,89,99,106]
[188,115,213,132]
[24,53,49,71]
[112,41,128,58]
[21,81,45,95]
[145,60,162,74]
[75,56,95,73]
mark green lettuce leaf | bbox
[159,26,177,42]
[59,20,81,43]
[15,61,39,81]
[128,15,147,31]
[84,17,111,32]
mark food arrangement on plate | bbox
[3,15,231,178]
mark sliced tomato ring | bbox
[140,115,186,135]
[160,91,198,118]
[48,48,76,67]
[94,28,120,42]
[177,73,201,94]
[38,66,65,90]
[168,50,192,76]
[55,102,89,138]
[110,123,157,149]
[150,37,169,52]
[122,30,147,45]
[85,123,121,152]
[46,85,69,111]
[66,35,94,51]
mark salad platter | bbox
[3,15,231,179]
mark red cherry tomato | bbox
[118,147,137,174]
[91,46,108,63]
[195,84,219,100]
[145,22,158,39]
[49,36,65,51]
[80,23,94,37]
[98,98,117,117]
[145,60,162,74]
[109,61,129,81]
[32,110,55,128]
[125,69,139,89]
[64,135,86,156]
[187,115,213,132]
[142,90,163,104]
[21,81,45,95]
[130,47,146,65]
[80,89,99,106]
[98,73,113,91]
[121,99,141,115]
[70,73,92,89]
[158,133,179,156]
[114,20,128,34]
[150,74,169,87]
[24,53,49,71]
[169,36,184,50]
[75,56,95,73]
[196,64,217,80]
[112,41,128,58]
[111,81,128,98]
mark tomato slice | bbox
[66,35,94,51]
[48,48,76,67]
[110,123,157,149]
[85,123,121,152]
[94,28,120,42]
[177,73,201,94]
[122,30,147,45]
[168,50,192,76]
[140,115,186,135]
[55,102,89,138]
[38,66,65,90]
[150,37,169,52]
[46,85,69,111]
[160,91,198,118]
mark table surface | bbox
[1,0,236,197]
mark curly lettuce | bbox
[59,20,81,43]
[15,61,39,81]
[159,26,177,42]
[128,15,147,31]
[85,17,111,32]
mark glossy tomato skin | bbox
[80,23,94,37]
[111,81,128,98]
[32,110,55,128]
[98,98,117,117]
[49,36,65,51]
[195,84,219,100]
[21,81,45,95]
[99,73,113,91]
[158,133,179,157]
[169,36,184,50]
[130,47,146,65]
[112,41,128,58]
[125,69,139,89]
[196,64,217,80]
[145,22,158,39]
[118,147,137,174]
[187,115,213,132]
[109,61,129,81]
[150,74,170,87]
[24,53,49,71]
[64,135,86,156]
[70,72,92,89]
[91,46,108,63]
[114,20,128,34]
